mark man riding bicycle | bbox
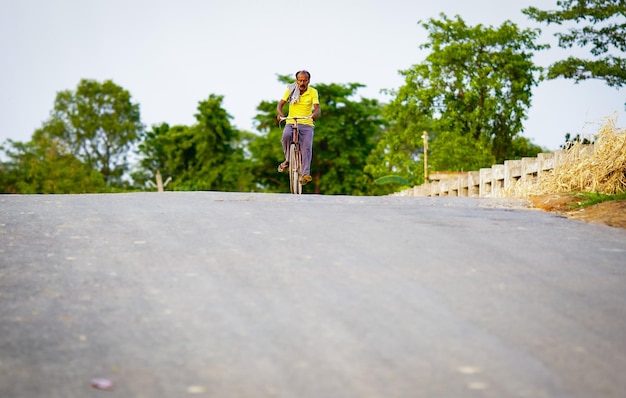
[276,70,321,186]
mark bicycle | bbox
[278,116,312,194]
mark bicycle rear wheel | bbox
[288,143,302,194]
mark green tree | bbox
[135,94,254,192]
[132,122,172,188]
[191,94,253,191]
[38,79,143,186]
[381,14,547,174]
[250,75,385,195]
[428,131,495,172]
[133,122,184,189]
[312,82,384,195]
[0,135,107,194]
[364,117,431,192]
[523,0,626,89]
[510,135,547,159]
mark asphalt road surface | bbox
[1,192,625,398]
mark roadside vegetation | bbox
[513,118,626,230]
[536,120,625,196]
[568,191,626,210]
[508,119,625,211]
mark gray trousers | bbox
[282,124,314,176]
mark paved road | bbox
[1,192,625,398]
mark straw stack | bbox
[509,118,626,197]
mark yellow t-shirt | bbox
[282,86,319,126]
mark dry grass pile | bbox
[542,119,625,194]
[511,118,626,197]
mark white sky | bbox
[1,0,624,151]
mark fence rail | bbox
[394,150,564,198]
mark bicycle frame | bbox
[279,116,312,194]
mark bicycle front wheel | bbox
[288,143,302,194]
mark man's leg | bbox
[299,125,314,176]
[278,125,294,172]
[281,125,294,160]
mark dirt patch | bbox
[529,193,626,230]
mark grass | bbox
[571,191,626,209]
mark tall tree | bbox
[523,0,626,89]
[38,79,143,186]
[135,94,254,191]
[251,75,384,195]
[381,14,547,174]
[134,122,188,189]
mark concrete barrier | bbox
[395,150,564,197]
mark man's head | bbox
[295,70,310,92]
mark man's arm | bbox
[312,103,321,120]
[277,99,287,121]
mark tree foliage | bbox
[523,0,626,89]
[135,94,254,191]
[379,13,547,179]
[0,135,107,194]
[427,131,495,172]
[37,79,143,186]
[311,82,384,195]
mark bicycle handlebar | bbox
[278,116,313,122]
